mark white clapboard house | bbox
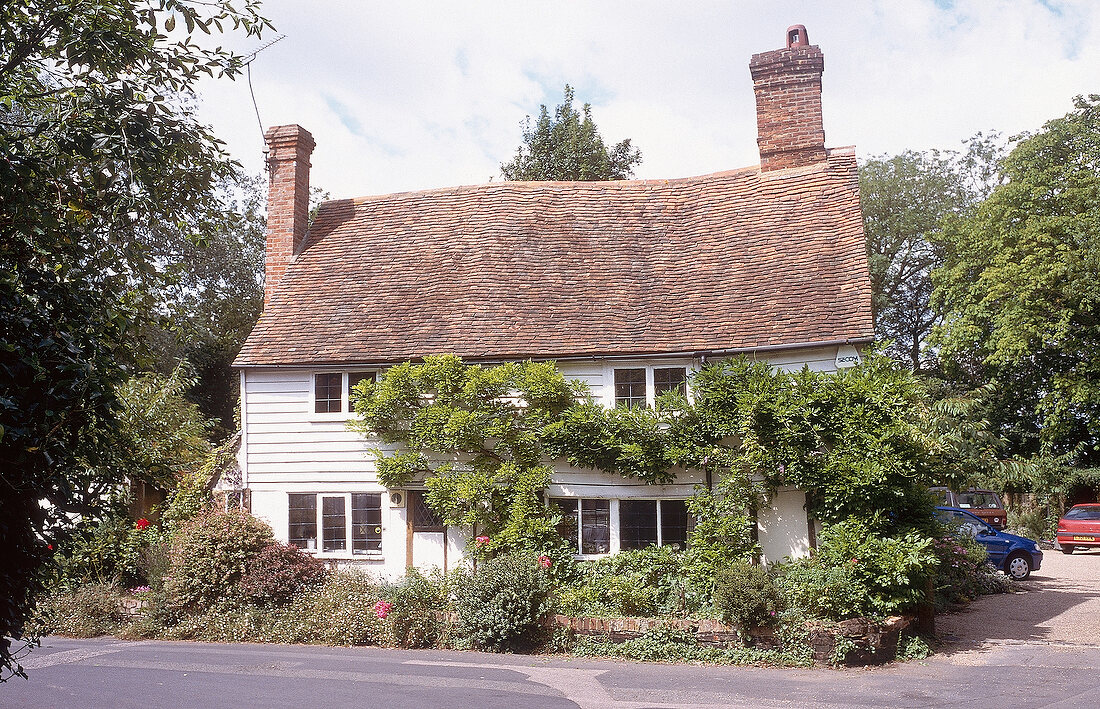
[232,26,874,577]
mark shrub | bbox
[556,546,695,618]
[53,513,164,589]
[237,543,327,606]
[382,568,446,648]
[786,519,936,619]
[31,584,123,638]
[163,510,275,613]
[270,571,386,646]
[931,534,1008,609]
[713,561,782,629]
[452,553,554,651]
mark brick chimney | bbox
[749,25,826,172]
[263,124,316,306]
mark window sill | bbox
[310,553,385,562]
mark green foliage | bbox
[29,584,124,639]
[351,356,580,556]
[264,572,384,647]
[51,512,164,589]
[713,562,782,630]
[683,474,759,591]
[451,553,555,652]
[0,0,271,679]
[780,519,937,619]
[381,569,447,648]
[860,139,1002,370]
[930,534,1008,609]
[897,634,933,661]
[932,95,1100,468]
[572,624,812,667]
[557,546,695,618]
[500,85,642,181]
[544,402,676,483]
[162,510,277,613]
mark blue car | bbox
[935,506,1043,580]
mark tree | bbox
[500,85,641,181]
[0,0,270,679]
[860,137,1002,370]
[931,95,1100,468]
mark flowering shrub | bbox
[931,534,1008,608]
[30,584,123,638]
[452,553,554,652]
[380,569,446,648]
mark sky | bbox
[193,0,1100,200]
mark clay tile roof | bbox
[235,148,873,367]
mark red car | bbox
[1057,504,1100,554]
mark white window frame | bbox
[605,361,694,409]
[553,496,691,558]
[309,370,379,421]
[288,492,385,558]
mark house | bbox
[232,25,874,576]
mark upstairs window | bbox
[653,367,687,397]
[614,368,647,408]
[348,371,377,409]
[314,373,343,413]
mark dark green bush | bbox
[452,553,554,651]
[713,561,782,629]
[237,543,328,606]
[163,510,275,613]
[557,546,693,617]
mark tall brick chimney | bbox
[749,25,826,172]
[263,124,316,306]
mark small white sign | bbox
[835,345,862,369]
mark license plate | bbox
[1072,536,1096,542]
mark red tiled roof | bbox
[235,149,873,367]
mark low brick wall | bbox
[544,613,913,665]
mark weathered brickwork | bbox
[750,43,826,172]
[263,124,315,306]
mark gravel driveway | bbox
[938,547,1100,648]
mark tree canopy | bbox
[500,85,642,181]
[0,0,270,679]
[931,95,1100,468]
[859,137,1002,370]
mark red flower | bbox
[475,535,490,546]
[538,555,552,569]
[135,518,150,530]
[47,544,53,551]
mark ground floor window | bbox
[288,492,383,554]
[553,497,689,555]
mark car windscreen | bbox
[1064,506,1100,520]
[957,491,1002,509]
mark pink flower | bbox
[373,600,392,619]
[135,518,150,530]
[850,558,859,564]
[538,555,552,568]
[475,535,490,547]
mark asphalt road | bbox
[4,634,1100,709]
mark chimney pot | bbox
[786,24,809,48]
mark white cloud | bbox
[193,0,1100,198]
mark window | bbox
[314,373,343,413]
[348,371,377,408]
[620,500,658,549]
[614,368,646,408]
[322,496,346,552]
[288,493,318,550]
[620,499,689,550]
[351,493,382,553]
[553,498,610,554]
[289,492,384,555]
[409,490,445,532]
[653,367,687,397]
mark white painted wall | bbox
[241,346,850,577]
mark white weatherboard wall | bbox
[240,346,849,578]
